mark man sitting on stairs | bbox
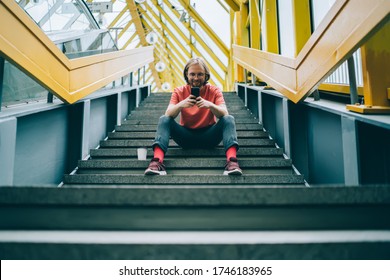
[145,57,242,176]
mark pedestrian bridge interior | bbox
[0,0,389,259]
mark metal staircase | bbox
[1,92,390,260]
[63,92,305,185]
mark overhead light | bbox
[146,31,158,44]
[155,62,166,72]
[162,82,171,91]
[134,0,146,3]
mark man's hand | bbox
[195,97,213,109]
[165,95,197,118]
[180,95,197,108]
[196,97,228,118]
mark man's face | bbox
[187,64,206,87]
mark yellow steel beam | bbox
[234,3,249,82]
[121,30,138,50]
[187,26,227,73]
[108,4,128,28]
[233,0,390,104]
[319,83,364,96]
[249,0,260,49]
[222,0,240,11]
[157,0,191,45]
[292,0,311,56]
[176,0,229,57]
[347,22,390,113]
[126,0,162,88]
[227,9,235,90]
[154,1,191,58]
[118,19,134,40]
[263,0,279,53]
[143,1,188,88]
[140,9,170,80]
[0,0,154,104]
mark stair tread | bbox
[78,158,292,169]
[90,147,285,157]
[2,230,390,244]
[64,174,305,184]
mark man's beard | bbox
[190,80,203,87]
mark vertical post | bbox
[130,72,133,87]
[263,0,279,53]
[257,90,263,124]
[341,116,360,185]
[313,89,320,101]
[143,66,146,85]
[249,0,261,49]
[47,92,54,103]
[81,100,91,160]
[244,85,248,107]
[346,24,390,113]
[0,57,5,111]
[347,56,359,105]
[137,68,141,85]
[117,92,122,126]
[0,117,17,185]
[282,98,291,158]
[292,0,311,56]
[136,87,141,108]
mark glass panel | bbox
[277,0,294,57]
[310,0,336,30]
[1,60,48,107]
[324,49,363,87]
[311,0,363,86]
[15,0,97,33]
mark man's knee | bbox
[158,115,173,125]
[221,115,235,125]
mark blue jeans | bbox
[152,115,239,153]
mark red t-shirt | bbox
[170,84,225,129]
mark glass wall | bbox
[1,0,120,109]
[1,60,47,107]
[310,0,363,86]
[277,0,294,57]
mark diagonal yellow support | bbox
[126,0,162,88]
[0,0,154,104]
[233,0,390,104]
[176,0,229,57]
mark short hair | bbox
[183,57,211,85]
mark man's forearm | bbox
[210,104,228,118]
[165,103,182,118]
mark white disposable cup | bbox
[137,147,148,160]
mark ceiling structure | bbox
[88,0,233,92]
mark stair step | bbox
[90,147,285,158]
[99,139,275,148]
[77,158,292,169]
[63,174,305,185]
[108,130,269,139]
[128,111,254,118]
[1,230,389,259]
[115,123,263,131]
[122,118,259,125]
[1,185,389,230]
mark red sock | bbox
[226,146,237,160]
[153,146,165,163]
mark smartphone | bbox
[191,87,200,97]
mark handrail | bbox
[0,0,154,104]
[233,0,390,103]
